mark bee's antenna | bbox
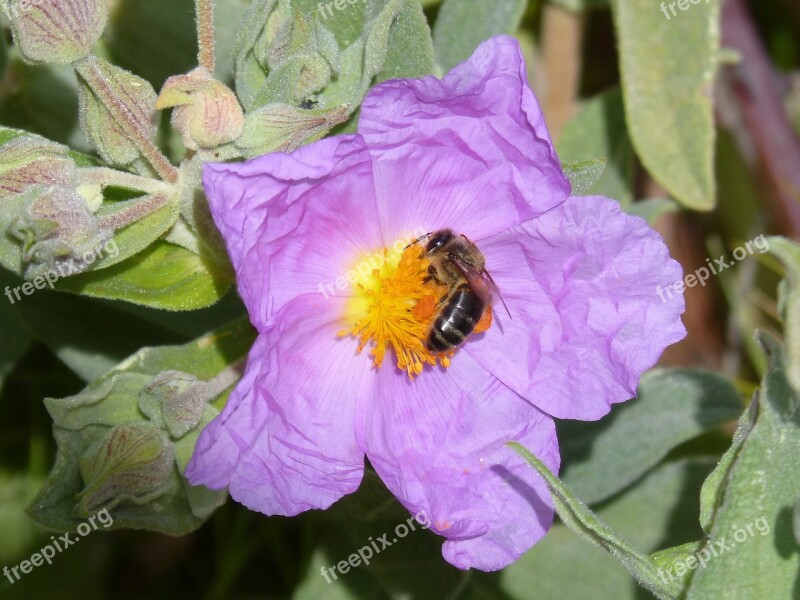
[403,232,431,250]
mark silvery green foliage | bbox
[28,320,255,535]
[0,3,796,598]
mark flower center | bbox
[339,243,491,378]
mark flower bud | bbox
[77,422,174,514]
[77,56,159,169]
[8,185,112,279]
[4,0,108,64]
[236,102,349,157]
[156,67,244,150]
[138,371,206,439]
[0,135,75,198]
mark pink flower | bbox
[186,36,686,571]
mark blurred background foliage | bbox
[1,0,799,598]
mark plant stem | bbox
[721,0,800,239]
[79,167,173,195]
[196,0,216,73]
[540,4,584,141]
[75,57,179,184]
[205,357,246,400]
[98,193,171,230]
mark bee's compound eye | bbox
[426,231,451,253]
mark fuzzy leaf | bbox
[28,319,255,535]
[557,88,635,206]
[559,369,743,505]
[500,459,712,600]
[433,0,527,71]
[687,336,800,598]
[509,442,684,600]
[626,198,679,224]
[765,237,800,395]
[54,241,233,311]
[611,0,720,209]
[562,158,607,195]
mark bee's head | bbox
[425,229,453,254]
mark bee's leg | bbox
[423,264,444,285]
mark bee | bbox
[407,229,509,353]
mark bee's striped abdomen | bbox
[427,283,486,352]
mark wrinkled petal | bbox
[466,195,686,420]
[355,353,558,571]
[203,135,383,329]
[186,295,370,515]
[359,35,569,244]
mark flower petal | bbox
[358,35,569,243]
[355,354,558,571]
[202,135,383,329]
[466,195,687,420]
[186,295,370,515]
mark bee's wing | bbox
[449,257,512,319]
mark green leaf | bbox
[697,395,757,533]
[0,266,187,381]
[0,472,46,564]
[557,88,635,206]
[509,442,685,600]
[28,319,256,535]
[240,0,434,120]
[375,0,435,82]
[626,198,680,224]
[765,236,800,395]
[55,241,233,311]
[232,0,279,111]
[686,336,800,599]
[91,194,181,271]
[433,0,527,71]
[561,158,607,195]
[611,0,720,209]
[499,458,712,600]
[558,369,743,505]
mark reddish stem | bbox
[721,0,800,238]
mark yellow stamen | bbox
[339,244,453,378]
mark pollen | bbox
[339,244,451,378]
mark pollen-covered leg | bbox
[473,305,493,334]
